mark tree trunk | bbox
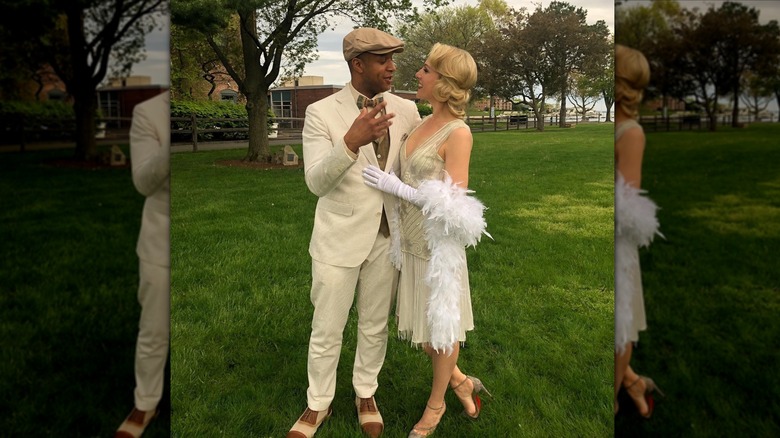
[707,111,718,131]
[731,85,741,127]
[242,92,270,162]
[72,91,98,161]
[558,90,567,128]
[602,91,613,122]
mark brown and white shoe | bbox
[114,407,158,438]
[356,396,384,438]
[286,405,333,438]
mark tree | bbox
[486,7,560,131]
[768,65,780,123]
[567,72,601,119]
[538,1,610,128]
[702,2,780,127]
[173,0,447,163]
[170,20,242,101]
[616,0,686,116]
[1,0,165,161]
[676,8,726,131]
[595,46,615,122]
[394,2,498,92]
[739,72,774,120]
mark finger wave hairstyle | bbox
[427,43,478,119]
[615,44,650,119]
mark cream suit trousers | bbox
[134,260,170,412]
[306,232,396,411]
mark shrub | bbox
[171,100,279,142]
[0,100,76,144]
[416,102,432,117]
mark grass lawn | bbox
[0,146,171,437]
[614,124,780,435]
[170,123,615,436]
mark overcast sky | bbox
[301,1,613,86]
[129,13,170,86]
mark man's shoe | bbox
[114,407,158,438]
[286,405,333,438]
[356,396,384,438]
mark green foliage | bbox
[394,3,498,92]
[171,99,248,141]
[0,100,74,119]
[0,100,77,144]
[416,102,432,117]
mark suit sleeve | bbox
[130,102,169,197]
[302,103,357,197]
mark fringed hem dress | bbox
[394,118,476,349]
[615,119,662,353]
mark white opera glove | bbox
[362,165,419,205]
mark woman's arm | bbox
[440,127,473,188]
[616,126,645,189]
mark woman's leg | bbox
[423,345,477,416]
[413,343,460,431]
[615,342,632,414]
[616,343,649,416]
[622,364,649,416]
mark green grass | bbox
[614,124,780,435]
[0,146,171,436]
[170,123,615,437]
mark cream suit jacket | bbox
[303,86,421,268]
[130,91,170,268]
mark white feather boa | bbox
[390,174,491,355]
[614,172,663,354]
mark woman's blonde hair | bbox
[426,43,478,119]
[615,44,650,118]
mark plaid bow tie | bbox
[357,95,384,109]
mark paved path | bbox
[0,137,302,153]
[171,137,301,153]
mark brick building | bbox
[268,76,420,120]
[97,76,168,128]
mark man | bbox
[287,28,421,438]
[115,90,170,438]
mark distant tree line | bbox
[393,0,613,130]
[616,0,780,130]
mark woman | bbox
[362,43,491,437]
[614,44,664,418]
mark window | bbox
[270,90,292,118]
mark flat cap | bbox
[343,28,405,61]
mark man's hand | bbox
[344,101,395,153]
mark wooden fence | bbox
[170,116,305,151]
[1,116,132,149]
[170,113,609,150]
[639,113,779,132]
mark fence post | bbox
[19,116,26,152]
[481,115,485,132]
[190,113,198,152]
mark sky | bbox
[299,0,615,111]
[128,13,170,86]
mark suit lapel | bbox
[384,96,403,172]
[335,87,360,131]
